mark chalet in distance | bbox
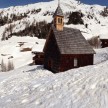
[43,4,95,73]
[100,34,108,48]
[32,44,45,65]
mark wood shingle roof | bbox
[52,25,95,54]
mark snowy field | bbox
[0,52,108,108]
[0,36,45,69]
[0,36,108,107]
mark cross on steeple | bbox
[58,0,60,6]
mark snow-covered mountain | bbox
[0,0,108,68]
[0,0,108,40]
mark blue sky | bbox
[81,0,108,6]
[0,0,108,8]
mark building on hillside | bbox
[32,44,44,65]
[43,4,95,73]
[100,34,108,48]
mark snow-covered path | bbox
[0,60,108,108]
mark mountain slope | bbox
[0,0,108,40]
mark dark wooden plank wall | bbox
[60,54,93,72]
[33,53,44,65]
[101,39,108,48]
[44,32,61,73]
[44,31,94,73]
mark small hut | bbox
[100,33,108,48]
[32,44,44,65]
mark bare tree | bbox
[1,30,6,41]
[1,59,7,72]
[7,60,11,71]
[7,60,14,71]
[87,36,101,48]
[11,61,14,70]
[8,24,13,38]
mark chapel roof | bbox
[51,25,95,54]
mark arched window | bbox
[58,18,62,24]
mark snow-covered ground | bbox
[94,48,108,64]
[0,35,108,108]
[0,36,45,69]
[0,47,108,108]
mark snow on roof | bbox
[32,44,45,53]
[100,33,108,39]
[32,40,45,52]
[81,32,93,40]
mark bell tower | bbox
[53,0,64,31]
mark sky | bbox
[81,0,108,6]
[0,0,108,8]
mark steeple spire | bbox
[53,0,64,31]
[53,1,63,18]
[58,0,60,6]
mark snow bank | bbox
[0,58,108,107]
[0,46,108,107]
[0,36,46,69]
[94,47,108,64]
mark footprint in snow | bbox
[22,99,28,103]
